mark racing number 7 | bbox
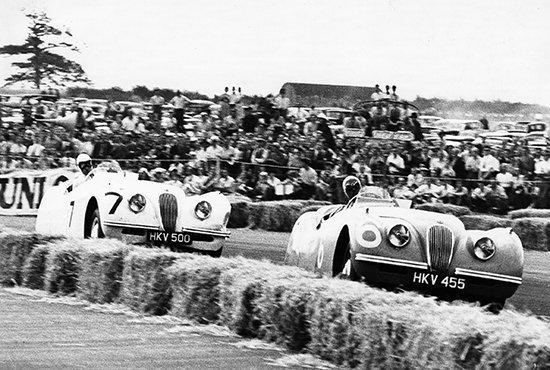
[105,192,123,214]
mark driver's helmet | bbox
[343,175,361,199]
[76,153,92,172]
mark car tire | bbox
[206,248,223,258]
[484,300,506,314]
[335,243,358,281]
[85,208,105,239]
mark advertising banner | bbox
[0,168,76,216]
[371,130,414,141]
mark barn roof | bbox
[282,82,377,101]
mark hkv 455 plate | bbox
[147,231,193,245]
[412,271,466,290]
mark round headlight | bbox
[128,194,146,213]
[194,201,212,220]
[473,237,496,260]
[388,224,410,248]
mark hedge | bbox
[1,233,550,369]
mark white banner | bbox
[372,130,414,141]
[0,168,76,216]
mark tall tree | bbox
[0,11,90,89]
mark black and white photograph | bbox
[1,0,549,368]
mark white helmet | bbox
[76,153,92,165]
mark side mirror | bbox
[343,175,361,200]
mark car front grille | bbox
[159,193,178,232]
[427,224,454,272]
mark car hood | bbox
[358,206,466,234]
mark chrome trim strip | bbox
[103,221,230,237]
[356,254,429,270]
[455,268,522,284]
[181,227,231,237]
[104,221,160,229]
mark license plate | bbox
[412,272,466,290]
[147,231,192,245]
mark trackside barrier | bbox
[0,233,548,369]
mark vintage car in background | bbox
[430,119,486,137]
[36,162,231,256]
[285,177,524,308]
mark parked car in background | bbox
[285,176,524,309]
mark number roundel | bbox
[356,224,382,248]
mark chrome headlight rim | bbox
[387,224,411,248]
[194,200,212,220]
[473,237,496,261]
[128,194,146,213]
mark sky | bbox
[1,0,549,105]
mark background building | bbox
[280,82,377,107]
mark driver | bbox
[76,153,93,177]
[67,153,93,191]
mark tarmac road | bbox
[1,215,549,316]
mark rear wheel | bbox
[85,208,105,239]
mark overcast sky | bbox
[1,0,549,105]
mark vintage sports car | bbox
[36,161,231,256]
[285,176,523,307]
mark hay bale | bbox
[509,209,550,219]
[44,240,83,295]
[459,215,513,230]
[227,194,253,228]
[78,240,131,304]
[167,255,232,324]
[0,233,64,286]
[22,245,51,290]
[216,258,314,336]
[119,248,179,315]
[415,203,472,217]
[247,200,322,232]
[512,218,550,251]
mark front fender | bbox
[452,228,524,280]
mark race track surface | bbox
[0,216,548,316]
[0,289,305,369]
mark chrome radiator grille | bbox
[159,193,178,232]
[427,224,454,272]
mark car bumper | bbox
[353,253,521,301]
[103,222,228,253]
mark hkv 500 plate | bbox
[147,231,193,245]
[412,271,466,290]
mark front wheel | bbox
[85,208,105,239]
[205,248,223,258]
[334,243,358,280]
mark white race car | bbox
[36,162,231,256]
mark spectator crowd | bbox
[0,86,549,214]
